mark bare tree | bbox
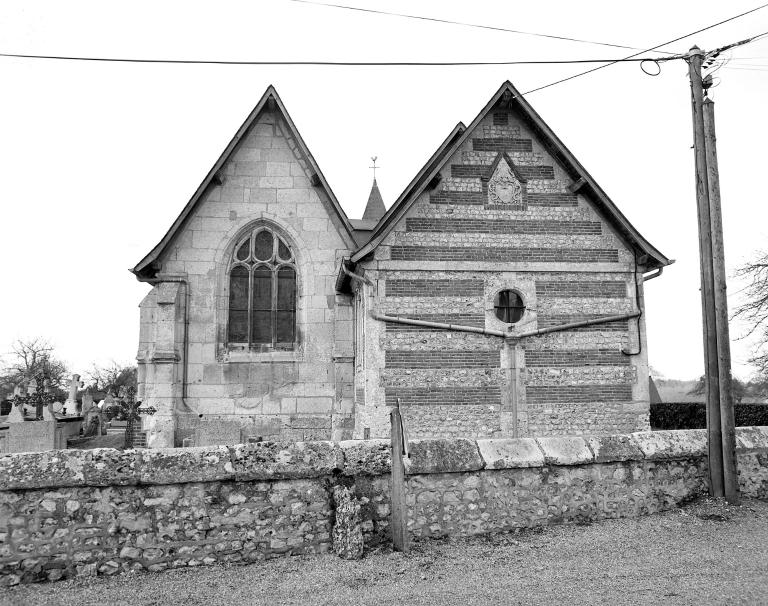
[86,362,137,396]
[688,375,747,404]
[0,337,69,392]
[734,250,768,377]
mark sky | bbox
[1,0,767,381]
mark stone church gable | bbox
[133,86,357,447]
[350,81,671,441]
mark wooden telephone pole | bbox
[687,46,739,503]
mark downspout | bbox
[372,313,507,338]
[642,267,664,282]
[619,264,668,356]
[342,264,507,337]
[343,262,649,438]
[342,265,642,340]
[514,312,641,339]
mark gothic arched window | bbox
[228,226,297,349]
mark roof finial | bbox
[370,156,379,180]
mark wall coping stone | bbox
[86,448,143,486]
[404,438,484,475]
[338,439,391,476]
[476,438,544,469]
[736,426,768,452]
[631,429,708,460]
[536,436,593,465]
[139,446,233,484]
[229,440,343,481]
[0,450,87,490]
[1,428,767,490]
[587,435,643,463]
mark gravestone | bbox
[81,390,94,415]
[83,403,105,437]
[8,420,56,453]
[7,403,24,424]
[65,373,82,412]
[42,403,57,422]
[54,425,66,449]
[194,419,242,446]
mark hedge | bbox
[651,402,768,430]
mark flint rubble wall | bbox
[1,428,767,585]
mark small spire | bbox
[362,157,386,222]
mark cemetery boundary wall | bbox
[1,427,768,586]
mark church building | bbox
[132,81,670,448]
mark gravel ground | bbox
[4,498,767,606]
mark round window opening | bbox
[494,290,525,324]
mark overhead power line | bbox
[0,54,682,66]
[0,5,764,103]
[284,0,676,56]
[515,2,768,99]
[706,30,768,59]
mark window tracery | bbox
[228,226,297,349]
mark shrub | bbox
[651,402,768,430]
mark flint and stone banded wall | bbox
[355,107,648,439]
[2,428,768,586]
[137,109,356,448]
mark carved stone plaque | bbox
[488,159,522,205]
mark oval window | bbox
[494,290,525,324]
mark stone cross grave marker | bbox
[65,373,82,413]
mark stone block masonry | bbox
[1,428,768,585]
[137,108,356,447]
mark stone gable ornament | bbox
[488,158,523,206]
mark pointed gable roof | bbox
[132,85,357,281]
[351,81,671,270]
[362,178,386,223]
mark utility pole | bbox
[703,97,739,504]
[687,46,739,503]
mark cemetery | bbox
[0,373,144,455]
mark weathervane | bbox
[370,156,379,179]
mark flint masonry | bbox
[132,81,671,448]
